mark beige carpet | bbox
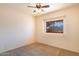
[0,43,79,56]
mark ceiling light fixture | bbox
[27,3,50,13]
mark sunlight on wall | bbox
[36,6,79,53]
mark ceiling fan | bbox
[27,3,50,12]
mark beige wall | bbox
[0,5,35,53]
[36,5,79,53]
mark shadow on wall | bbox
[0,7,35,53]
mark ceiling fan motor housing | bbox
[36,3,41,9]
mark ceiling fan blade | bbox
[27,6,36,8]
[41,5,49,8]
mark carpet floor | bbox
[0,43,79,56]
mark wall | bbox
[36,5,79,53]
[0,5,35,53]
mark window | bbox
[46,20,63,33]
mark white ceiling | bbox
[0,3,77,16]
[29,3,74,16]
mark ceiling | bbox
[0,3,77,16]
[28,3,74,16]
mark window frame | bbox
[46,19,63,33]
